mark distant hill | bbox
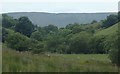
[6,12,115,27]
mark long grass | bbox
[0,43,2,73]
[95,23,118,36]
[2,46,118,72]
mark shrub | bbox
[109,31,120,67]
[6,32,30,51]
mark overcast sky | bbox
[0,0,119,13]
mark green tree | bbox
[2,28,8,42]
[31,31,44,41]
[118,12,120,22]
[71,25,83,34]
[91,20,97,24]
[6,32,31,51]
[43,24,58,34]
[58,28,71,37]
[30,39,45,54]
[2,14,17,28]
[15,16,35,37]
[45,35,61,53]
[90,35,106,54]
[68,31,92,54]
[102,14,118,28]
[66,23,79,30]
[109,31,120,67]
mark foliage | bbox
[15,16,35,37]
[30,39,45,54]
[5,31,31,51]
[31,31,44,41]
[90,35,106,54]
[2,14,17,28]
[2,14,119,55]
[68,31,92,54]
[2,28,8,42]
[91,20,97,24]
[2,14,120,69]
[43,24,58,34]
[4,28,44,53]
[66,23,79,30]
[45,35,64,53]
[102,14,118,28]
[118,12,120,22]
[109,31,120,67]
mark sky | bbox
[0,0,120,13]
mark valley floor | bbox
[2,46,119,72]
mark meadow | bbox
[2,46,118,72]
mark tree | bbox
[30,39,45,54]
[2,28,8,42]
[31,31,44,41]
[58,28,71,37]
[43,24,58,34]
[109,31,120,68]
[102,14,118,28]
[71,25,83,34]
[91,20,97,24]
[90,35,106,54]
[2,14,17,28]
[66,23,79,30]
[45,35,62,53]
[5,28,45,53]
[118,12,120,22]
[6,32,31,51]
[68,31,92,54]
[15,16,35,37]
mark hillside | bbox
[95,23,118,36]
[6,12,114,27]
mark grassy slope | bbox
[95,23,118,36]
[2,46,118,72]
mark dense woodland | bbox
[1,12,120,67]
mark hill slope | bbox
[6,12,114,27]
[95,23,118,36]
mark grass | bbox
[0,43,2,73]
[2,46,118,72]
[95,23,118,36]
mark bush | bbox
[6,32,31,51]
[68,31,92,54]
[109,48,119,65]
[31,31,44,41]
[4,28,45,53]
[90,35,106,54]
[30,39,45,54]
[109,31,120,67]
[2,28,8,42]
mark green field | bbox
[2,46,118,72]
